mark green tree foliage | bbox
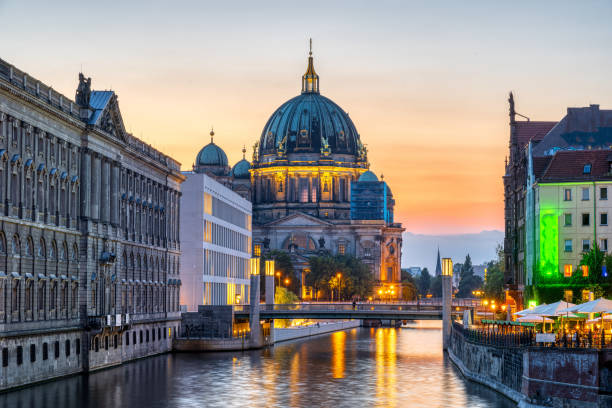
[484,245,505,302]
[429,275,442,297]
[401,272,418,300]
[307,255,374,300]
[275,286,299,304]
[274,287,299,328]
[417,268,431,296]
[261,250,300,296]
[456,254,483,298]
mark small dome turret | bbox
[358,170,378,182]
[194,129,230,176]
[231,146,251,179]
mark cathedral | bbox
[193,45,404,299]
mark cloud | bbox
[402,230,503,272]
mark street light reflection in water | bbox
[0,324,515,408]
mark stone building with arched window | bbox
[0,57,183,390]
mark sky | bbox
[1,1,612,245]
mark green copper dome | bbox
[195,130,228,167]
[232,158,251,179]
[358,170,378,182]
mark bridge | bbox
[233,299,479,321]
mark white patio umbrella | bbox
[517,315,554,323]
[559,298,612,333]
[537,301,576,317]
[559,298,612,314]
[513,303,548,316]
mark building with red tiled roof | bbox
[503,94,612,309]
[524,147,612,304]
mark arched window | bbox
[38,238,46,258]
[25,237,33,257]
[11,235,20,255]
[71,244,78,261]
[60,242,67,261]
[49,241,56,259]
[0,232,6,254]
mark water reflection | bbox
[0,325,515,408]
[331,330,346,379]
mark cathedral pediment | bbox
[264,212,332,227]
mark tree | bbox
[456,254,483,298]
[401,272,418,301]
[417,268,431,297]
[429,275,442,297]
[484,245,505,302]
[274,287,299,328]
[262,250,300,296]
[306,254,374,300]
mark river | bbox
[0,321,514,407]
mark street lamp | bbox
[276,271,281,287]
[284,278,290,288]
[336,273,342,301]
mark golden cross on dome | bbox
[309,38,312,56]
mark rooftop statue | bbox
[76,73,91,107]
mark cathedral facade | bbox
[196,47,404,299]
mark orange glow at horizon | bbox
[2,1,611,235]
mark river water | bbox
[1,321,514,408]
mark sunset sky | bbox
[2,0,612,237]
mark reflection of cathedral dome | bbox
[257,47,364,160]
[358,171,378,182]
[196,130,228,167]
[231,147,251,179]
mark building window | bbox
[582,188,590,201]
[583,239,590,252]
[338,243,346,255]
[601,213,608,226]
[564,239,572,252]
[601,239,608,251]
[564,264,573,277]
[42,343,48,360]
[65,340,70,357]
[2,348,8,367]
[582,213,590,226]
[204,193,212,215]
[583,164,592,174]
[16,346,22,365]
[364,247,372,258]
[564,189,572,201]
[564,213,572,226]
[601,187,608,200]
[30,344,36,363]
[253,245,261,257]
[54,341,59,359]
[76,339,80,355]
[581,265,589,277]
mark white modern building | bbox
[180,169,252,311]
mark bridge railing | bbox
[233,299,479,313]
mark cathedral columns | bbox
[80,148,91,219]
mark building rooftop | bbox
[539,149,612,182]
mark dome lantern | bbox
[301,38,319,94]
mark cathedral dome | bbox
[231,147,251,179]
[195,130,228,167]
[358,170,378,182]
[257,46,364,161]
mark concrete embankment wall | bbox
[274,320,361,343]
[449,325,612,408]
